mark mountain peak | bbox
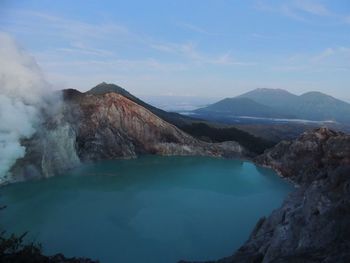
[243,88,295,96]
[237,88,298,110]
[87,82,127,95]
[89,81,139,97]
[299,91,348,105]
[255,88,287,92]
[195,97,293,118]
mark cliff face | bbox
[214,128,350,263]
[11,90,244,182]
[71,92,236,159]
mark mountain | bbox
[238,88,299,110]
[296,91,350,122]
[194,97,292,118]
[241,89,350,122]
[67,91,243,160]
[195,88,350,123]
[87,82,194,127]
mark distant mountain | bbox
[238,88,299,110]
[195,88,350,123]
[195,97,293,118]
[296,92,350,122]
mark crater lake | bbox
[0,156,293,263]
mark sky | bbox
[1,0,350,100]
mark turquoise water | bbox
[0,156,293,263]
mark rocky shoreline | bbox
[180,127,350,263]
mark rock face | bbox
[87,82,195,127]
[11,89,244,182]
[71,91,240,159]
[212,128,350,263]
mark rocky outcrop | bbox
[209,128,350,263]
[10,90,244,182]
[256,128,350,184]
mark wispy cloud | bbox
[151,41,256,66]
[56,42,116,57]
[311,47,335,62]
[0,9,148,65]
[2,9,254,74]
[270,46,350,72]
[2,5,349,98]
[255,0,350,24]
[310,46,350,65]
[177,22,211,35]
[293,0,331,16]
[2,10,131,41]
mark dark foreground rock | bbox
[0,229,98,263]
[1,253,98,263]
[181,128,350,263]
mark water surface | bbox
[0,156,293,263]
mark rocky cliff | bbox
[10,89,244,183]
[205,128,350,263]
[67,90,243,159]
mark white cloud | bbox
[0,32,52,181]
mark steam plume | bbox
[0,32,51,182]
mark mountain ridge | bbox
[195,88,350,123]
[195,97,294,118]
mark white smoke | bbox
[0,32,51,182]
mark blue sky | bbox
[1,0,350,99]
